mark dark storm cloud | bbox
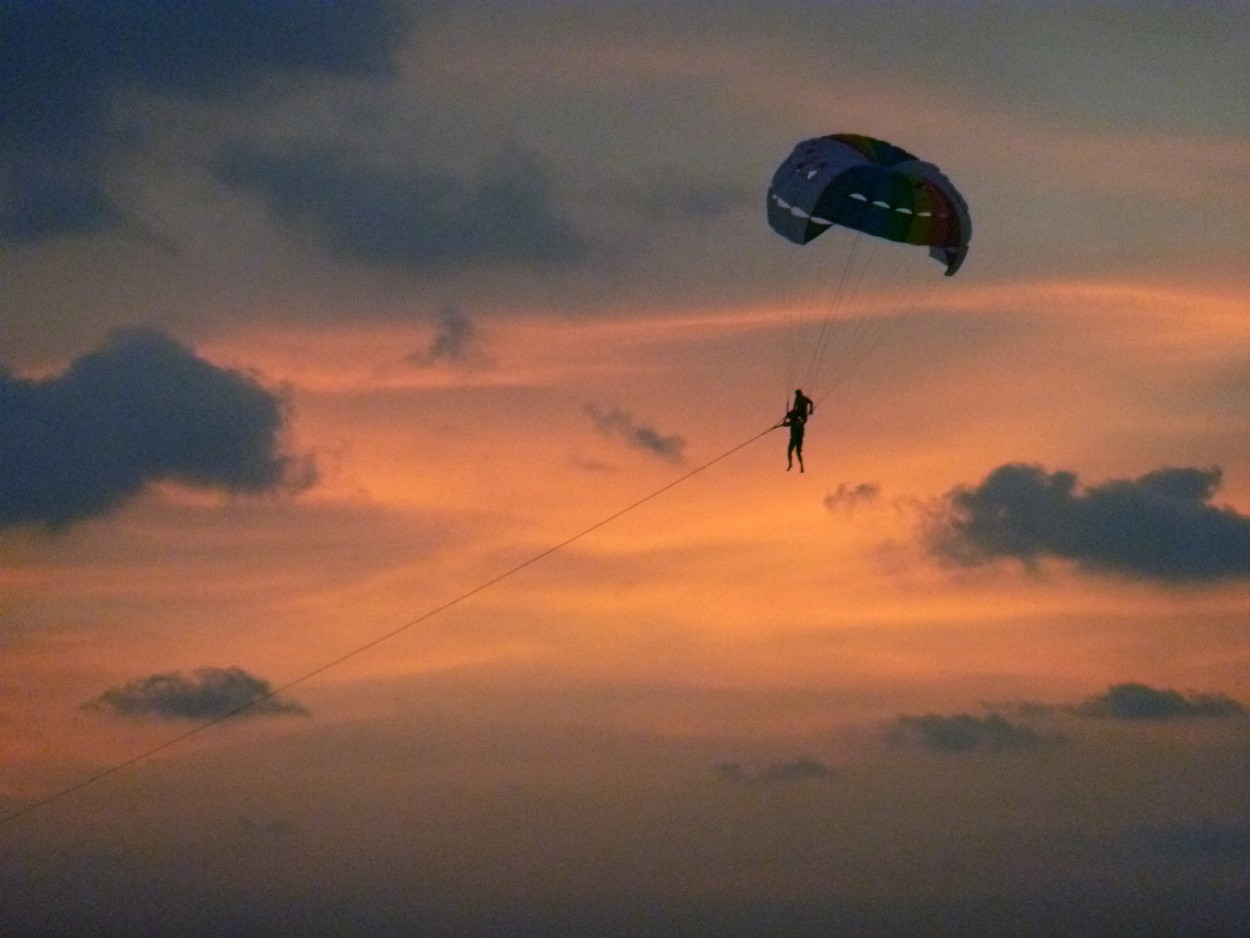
[0,328,313,530]
[584,403,686,464]
[0,0,414,242]
[1075,682,1246,721]
[714,756,834,785]
[213,144,590,272]
[924,463,1250,583]
[885,712,1061,754]
[85,666,307,720]
[405,305,493,368]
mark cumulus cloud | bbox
[924,463,1250,583]
[0,0,415,242]
[1074,682,1246,721]
[885,712,1061,754]
[0,328,314,530]
[584,403,685,464]
[405,304,493,368]
[714,756,834,785]
[213,144,589,273]
[85,666,307,721]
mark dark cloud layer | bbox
[6,888,1246,938]
[925,463,1250,583]
[1129,820,1250,860]
[85,666,306,720]
[1076,682,1246,721]
[585,403,686,464]
[213,144,589,272]
[0,328,312,530]
[1,0,414,242]
[886,712,1060,754]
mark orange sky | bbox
[3,4,1250,936]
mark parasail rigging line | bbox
[0,422,779,830]
[769,132,971,413]
[811,235,873,390]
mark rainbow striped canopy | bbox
[767,133,971,275]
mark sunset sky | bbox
[3,3,1250,935]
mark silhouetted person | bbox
[791,389,813,423]
[783,408,805,472]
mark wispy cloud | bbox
[824,482,880,514]
[916,683,1248,750]
[714,756,834,785]
[85,666,307,721]
[584,403,685,464]
[885,712,1063,754]
[405,304,493,368]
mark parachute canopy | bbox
[767,133,971,275]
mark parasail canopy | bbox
[767,133,971,275]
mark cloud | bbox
[584,403,686,464]
[977,698,1060,719]
[405,304,493,368]
[985,683,1247,723]
[85,666,307,720]
[885,712,1061,754]
[616,176,749,222]
[714,756,834,785]
[238,815,299,838]
[213,143,589,272]
[824,482,880,514]
[1075,682,1246,721]
[924,463,1250,583]
[0,328,314,530]
[1129,821,1250,860]
[0,0,415,242]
